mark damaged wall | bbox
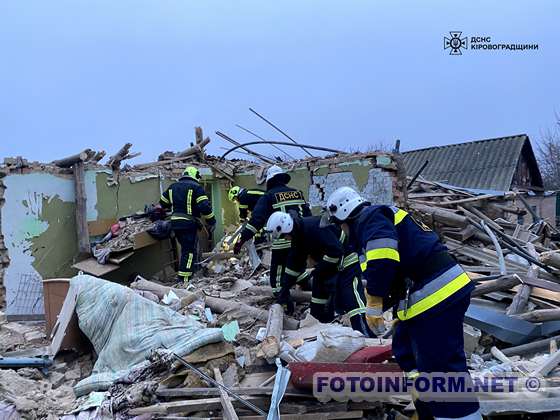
[0,151,405,318]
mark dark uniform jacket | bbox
[237,188,265,220]
[281,216,343,288]
[160,177,216,228]
[239,181,311,243]
[349,204,473,318]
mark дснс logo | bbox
[444,31,468,55]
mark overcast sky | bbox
[0,1,558,163]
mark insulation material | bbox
[71,275,223,396]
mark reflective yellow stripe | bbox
[323,255,340,264]
[394,209,408,225]
[397,272,471,320]
[285,267,301,277]
[186,253,193,269]
[248,191,265,195]
[311,297,328,304]
[272,243,292,249]
[238,204,249,209]
[353,277,365,309]
[196,195,208,203]
[360,248,400,271]
[178,271,191,277]
[187,190,193,215]
[171,215,192,221]
[339,229,346,243]
[246,223,258,234]
[347,307,366,317]
[272,287,282,293]
[169,190,174,212]
[202,212,214,219]
[160,194,170,204]
[276,265,283,287]
[342,253,359,269]
[297,271,310,282]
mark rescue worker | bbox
[326,187,480,420]
[228,186,265,221]
[160,166,216,284]
[266,211,373,337]
[233,165,311,295]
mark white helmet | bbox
[266,165,291,183]
[326,187,366,221]
[266,211,294,239]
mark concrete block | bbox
[463,323,481,356]
[48,371,66,389]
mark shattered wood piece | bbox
[540,251,560,270]
[515,309,560,323]
[184,341,236,363]
[90,150,106,163]
[107,142,140,168]
[205,296,299,330]
[463,204,504,232]
[412,204,468,228]
[256,304,284,360]
[259,373,277,387]
[490,346,529,375]
[177,136,210,158]
[481,334,560,360]
[506,244,537,316]
[471,274,521,297]
[250,286,311,303]
[214,368,239,420]
[52,149,92,168]
[531,348,560,377]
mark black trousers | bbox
[270,245,291,295]
[335,264,374,337]
[173,222,198,282]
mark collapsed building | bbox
[2,131,560,418]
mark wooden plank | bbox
[506,244,537,315]
[72,258,119,276]
[156,386,310,398]
[108,251,134,264]
[133,231,159,250]
[214,368,239,420]
[48,282,80,356]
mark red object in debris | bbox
[110,223,121,236]
[288,362,402,390]
[344,345,392,363]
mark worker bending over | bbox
[228,186,265,221]
[266,211,373,337]
[234,165,311,295]
[326,187,480,420]
[160,166,216,284]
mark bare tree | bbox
[538,114,560,190]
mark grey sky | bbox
[0,1,558,163]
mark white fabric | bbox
[327,187,365,221]
[71,275,223,396]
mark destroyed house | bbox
[403,134,556,224]
[0,149,405,320]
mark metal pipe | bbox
[169,352,267,416]
[236,124,296,161]
[215,131,276,164]
[220,141,344,160]
[249,107,314,157]
[407,160,429,189]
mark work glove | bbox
[364,291,386,337]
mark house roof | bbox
[403,134,543,191]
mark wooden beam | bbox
[257,304,284,359]
[214,368,239,420]
[52,149,92,168]
[515,309,560,323]
[506,244,537,315]
[471,274,521,298]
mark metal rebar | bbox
[407,160,429,189]
[169,352,267,416]
[220,141,343,160]
[215,131,276,164]
[235,124,296,161]
[249,107,314,157]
